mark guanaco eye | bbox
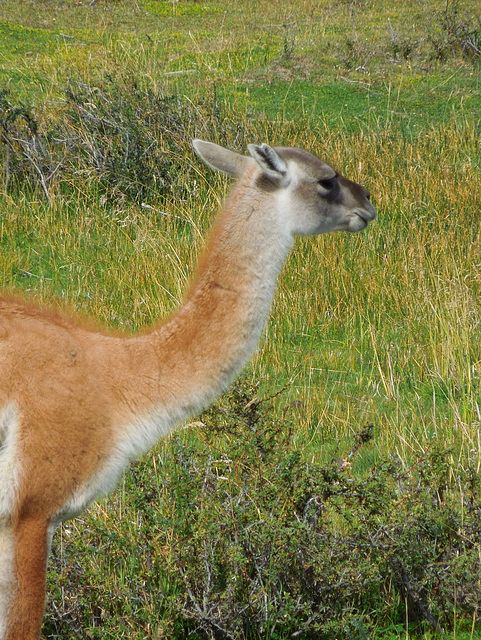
[318,177,336,191]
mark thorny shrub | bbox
[0,90,51,197]
[429,1,481,61]
[0,77,246,203]
[157,380,481,640]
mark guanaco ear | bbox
[248,143,289,184]
[193,139,248,177]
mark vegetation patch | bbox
[0,21,56,56]
[428,1,481,61]
[0,76,245,203]
[143,0,219,18]
[45,380,481,640]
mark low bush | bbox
[0,90,52,197]
[157,380,481,639]
[429,1,481,62]
[0,77,246,203]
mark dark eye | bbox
[318,177,336,191]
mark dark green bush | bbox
[0,77,246,203]
[429,1,481,62]
[157,380,481,639]
[0,90,53,197]
[60,76,199,203]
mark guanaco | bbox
[0,139,376,639]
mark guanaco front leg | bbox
[5,517,51,640]
[0,524,15,640]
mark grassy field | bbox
[1,0,481,638]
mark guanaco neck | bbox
[118,173,294,441]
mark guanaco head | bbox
[193,139,376,236]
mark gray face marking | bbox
[270,146,376,235]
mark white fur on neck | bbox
[0,405,21,521]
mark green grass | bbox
[236,70,481,131]
[1,0,481,637]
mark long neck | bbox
[121,174,293,439]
